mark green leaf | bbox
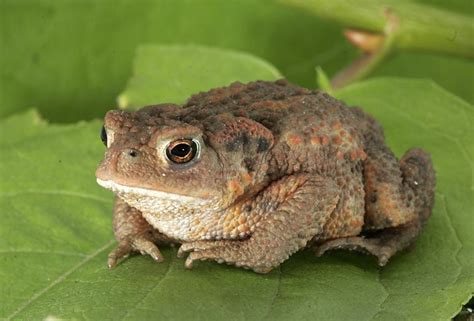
[315,66,333,94]
[0,0,351,122]
[417,0,474,15]
[118,44,282,109]
[1,52,472,320]
[2,0,473,124]
[371,52,474,104]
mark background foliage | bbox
[1,1,472,320]
[1,0,473,122]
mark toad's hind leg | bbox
[316,147,435,266]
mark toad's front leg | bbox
[108,197,173,268]
[178,174,340,273]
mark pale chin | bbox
[95,178,203,202]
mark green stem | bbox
[282,0,474,59]
[331,27,396,89]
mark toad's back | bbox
[181,79,372,176]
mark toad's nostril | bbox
[127,149,139,158]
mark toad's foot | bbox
[177,240,222,259]
[108,234,164,268]
[177,240,270,272]
[314,221,420,266]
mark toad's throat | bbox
[96,178,225,241]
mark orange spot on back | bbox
[350,150,358,161]
[331,121,342,130]
[320,135,329,145]
[311,136,321,145]
[288,134,303,146]
[228,179,244,196]
[332,136,342,145]
[251,100,286,110]
[359,149,368,160]
[240,172,253,184]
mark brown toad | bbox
[95,80,435,273]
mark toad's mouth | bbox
[96,178,205,203]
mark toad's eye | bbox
[100,126,107,146]
[166,139,199,164]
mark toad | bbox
[96,80,435,273]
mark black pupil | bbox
[171,143,191,157]
[100,126,107,145]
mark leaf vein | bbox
[437,192,463,282]
[260,266,282,321]
[5,239,115,320]
[368,269,390,321]
[0,250,87,257]
[119,255,173,320]
[0,189,111,204]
